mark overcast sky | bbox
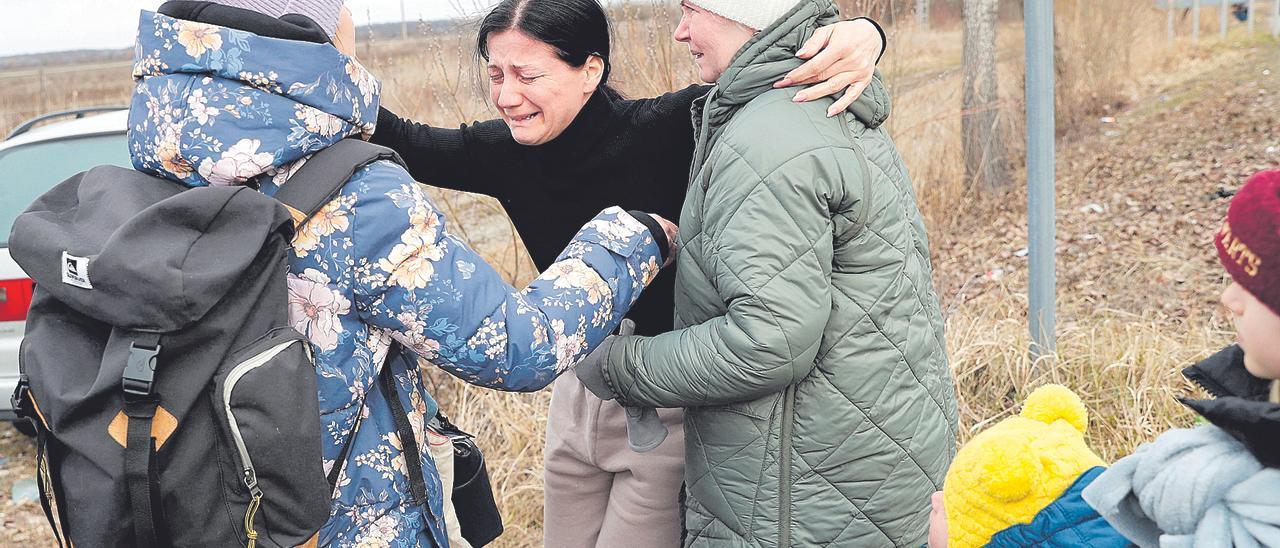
[0,0,502,57]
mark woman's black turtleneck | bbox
[371,85,710,335]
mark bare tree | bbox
[962,0,1009,193]
[916,0,930,28]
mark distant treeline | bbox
[1,0,1001,71]
[0,48,132,71]
[0,19,457,71]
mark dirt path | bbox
[931,44,1279,322]
[1,44,1277,546]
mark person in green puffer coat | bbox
[573,0,958,546]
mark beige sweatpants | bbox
[427,427,473,548]
[543,374,685,548]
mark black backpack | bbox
[9,139,413,547]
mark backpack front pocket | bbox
[214,327,329,547]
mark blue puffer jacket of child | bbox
[987,467,1132,547]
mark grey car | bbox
[1,107,131,432]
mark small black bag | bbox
[432,413,504,547]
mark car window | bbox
[0,133,130,247]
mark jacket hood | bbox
[709,0,890,129]
[1181,345,1280,468]
[127,10,379,188]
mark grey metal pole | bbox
[1249,0,1256,33]
[1025,0,1056,359]
[1194,0,1202,44]
[1221,0,1229,39]
[400,0,407,40]
[1168,3,1176,44]
[1273,0,1279,37]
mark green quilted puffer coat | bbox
[599,1,958,545]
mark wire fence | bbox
[1157,0,1280,42]
[0,61,133,134]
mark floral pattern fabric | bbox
[128,11,663,547]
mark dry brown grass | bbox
[0,61,134,137]
[1,2,1269,546]
[944,292,1229,459]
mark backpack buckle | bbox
[122,342,161,400]
[10,374,31,419]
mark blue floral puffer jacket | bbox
[128,11,664,547]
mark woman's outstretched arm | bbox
[370,108,514,195]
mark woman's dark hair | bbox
[477,0,621,100]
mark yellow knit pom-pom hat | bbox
[943,385,1106,548]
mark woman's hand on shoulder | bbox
[650,214,679,267]
[775,18,883,118]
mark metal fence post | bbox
[1168,3,1176,43]
[1193,0,1202,44]
[38,65,47,115]
[1025,0,1056,359]
[399,0,408,40]
[1221,0,1229,38]
[1249,0,1256,33]
[1274,0,1279,37]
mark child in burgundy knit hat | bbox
[1214,169,1280,388]
[1076,169,1280,547]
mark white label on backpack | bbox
[61,251,92,289]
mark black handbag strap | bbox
[33,425,65,547]
[326,344,428,506]
[272,139,407,229]
[325,411,357,490]
[378,350,429,505]
[431,410,473,440]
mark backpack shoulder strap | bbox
[273,139,408,228]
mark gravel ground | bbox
[0,423,52,545]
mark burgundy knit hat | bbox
[1216,169,1280,315]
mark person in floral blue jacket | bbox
[126,4,671,546]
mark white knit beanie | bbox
[687,0,805,30]
[206,0,345,39]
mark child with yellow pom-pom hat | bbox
[930,170,1280,548]
[927,384,1130,548]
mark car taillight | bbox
[0,278,35,322]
